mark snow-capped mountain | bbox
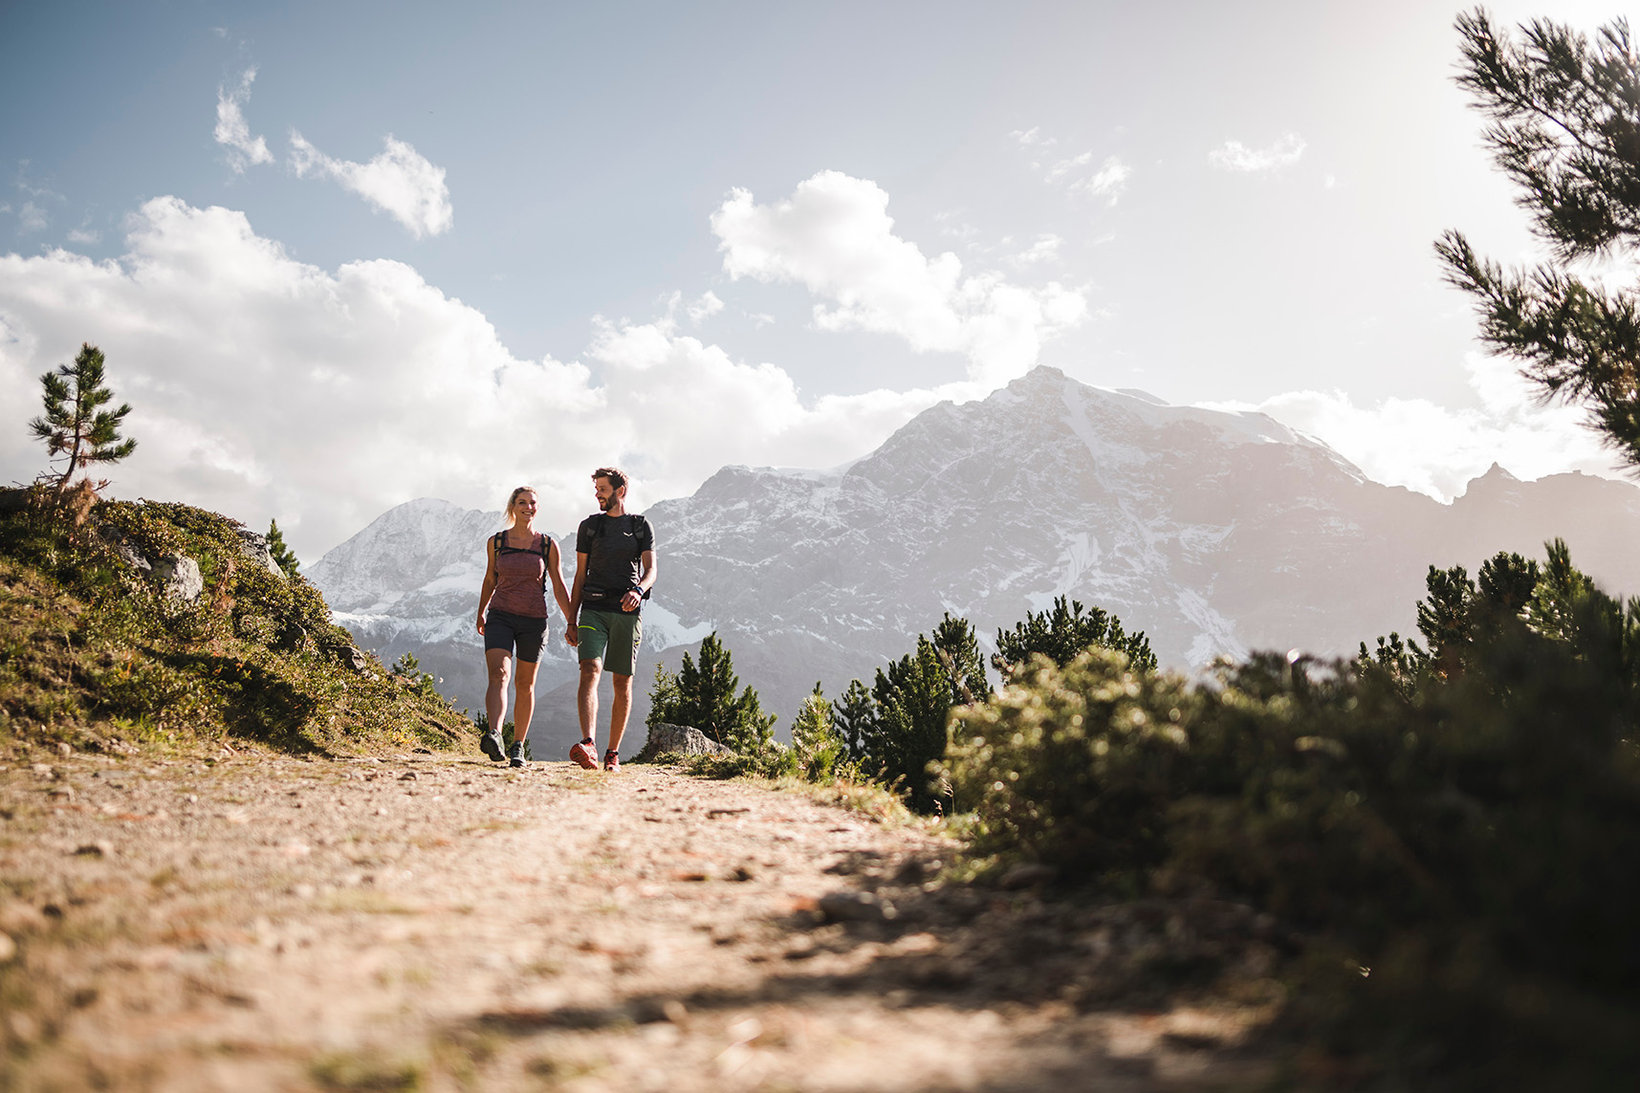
[308,366,1640,748]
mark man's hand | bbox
[566,625,580,647]
[620,589,643,612]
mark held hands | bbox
[565,624,579,647]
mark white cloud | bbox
[1209,132,1306,173]
[1015,127,1132,206]
[1010,234,1062,266]
[66,227,100,245]
[711,170,1087,386]
[214,67,273,173]
[683,290,723,325]
[1200,352,1620,501]
[1010,127,1054,147]
[17,201,48,233]
[1044,150,1092,183]
[1072,156,1131,205]
[290,132,452,238]
[0,198,954,558]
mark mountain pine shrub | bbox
[941,541,1640,1086]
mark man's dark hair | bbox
[592,466,627,491]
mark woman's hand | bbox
[565,625,579,647]
[475,612,486,636]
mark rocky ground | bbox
[0,749,1284,1092]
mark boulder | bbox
[95,524,151,573]
[151,555,204,604]
[235,530,285,578]
[633,723,733,763]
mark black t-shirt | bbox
[575,513,654,612]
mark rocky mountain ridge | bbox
[308,366,1640,746]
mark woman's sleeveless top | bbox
[490,531,548,618]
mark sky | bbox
[0,0,1632,560]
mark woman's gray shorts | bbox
[484,609,547,663]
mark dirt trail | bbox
[0,753,1275,1091]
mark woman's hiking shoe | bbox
[508,740,527,768]
[602,750,620,772]
[569,741,597,770]
[480,731,504,762]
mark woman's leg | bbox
[512,658,540,742]
[485,648,513,731]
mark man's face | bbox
[593,477,619,512]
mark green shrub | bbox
[940,543,1640,1086]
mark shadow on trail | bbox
[456,847,1290,1089]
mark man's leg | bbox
[577,659,602,744]
[608,672,634,754]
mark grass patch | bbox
[310,1050,424,1092]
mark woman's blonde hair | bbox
[503,485,537,529]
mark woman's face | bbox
[512,490,538,523]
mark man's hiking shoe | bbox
[508,740,527,768]
[569,741,597,770]
[603,750,620,772]
[480,731,504,762]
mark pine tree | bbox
[832,678,877,762]
[266,519,301,578]
[28,343,137,498]
[646,632,775,753]
[789,682,846,781]
[994,596,1157,676]
[931,613,992,705]
[1436,10,1640,466]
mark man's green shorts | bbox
[577,608,643,676]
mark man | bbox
[567,467,656,772]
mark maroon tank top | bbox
[490,531,549,618]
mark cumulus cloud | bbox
[0,198,954,557]
[1209,132,1306,173]
[289,132,452,238]
[710,171,1087,386]
[214,67,273,173]
[1200,353,1620,501]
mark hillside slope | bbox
[0,491,468,757]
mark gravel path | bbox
[0,752,1277,1091]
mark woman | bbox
[475,486,572,767]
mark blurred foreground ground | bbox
[0,754,1278,1091]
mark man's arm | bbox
[567,550,588,646]
[619,549,656,613]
